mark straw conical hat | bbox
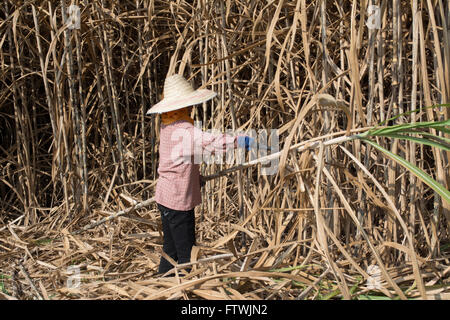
[146,74,217,114]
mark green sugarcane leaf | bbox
[357,295,396,300]
[368,119,450,136]
[362,139,450,204]
[417,119,450,129]
[374,103,450,128]
[381,134,450,151]
[431,126,450,135]
[415,132,450,146]
[387,130,450,143]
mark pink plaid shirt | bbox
[155,120,237,211]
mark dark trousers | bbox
[157,203,196,274]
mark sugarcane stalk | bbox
[62,0,83,211]
[6,1,30,225]
[74,24,89,213]
[96,1,126,184]
[48,1,71,220]
[217,1,245,225]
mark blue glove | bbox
[237,136,256,150]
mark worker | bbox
[146,74,254,275]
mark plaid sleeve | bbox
[191,126,237,156]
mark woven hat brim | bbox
[146,89,217,114]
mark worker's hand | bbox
[237,135,256,151]
[199,175,206,188]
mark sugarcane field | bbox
[0,0,449,302]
